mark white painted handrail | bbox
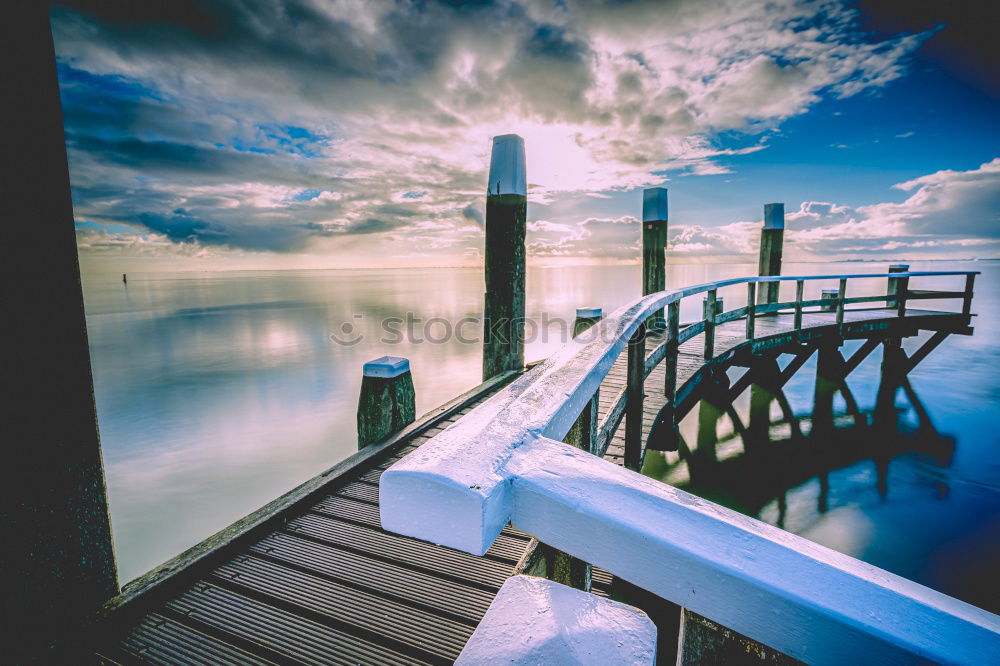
[380,271,995,664]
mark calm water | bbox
[82,261,999,610]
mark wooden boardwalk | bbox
[92,306,965,664]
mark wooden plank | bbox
[99,371,519,621]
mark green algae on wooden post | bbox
[642,188,669,328]
[357,356,416,449]
[756,203,784,305]
[483,134,527,381]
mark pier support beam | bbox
[483,134,527,380]
[2,5,118,660]
[642,188,669,328]
[357,356,415,448]
[756,203,784,305]
[812,343,840,436]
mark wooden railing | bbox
[599,270,977,469]
[380,270,996,664]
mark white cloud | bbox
[52,0,932,263]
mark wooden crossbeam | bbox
[902,330,950,375]
[842,337,881,376]
[778,345,817,387]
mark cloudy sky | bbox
[52,0,999,271]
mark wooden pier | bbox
[8,26,995,657]
[88,295,979,664]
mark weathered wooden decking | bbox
[92,306,966,664]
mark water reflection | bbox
[82,262,999,607]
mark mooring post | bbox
[573,307,603,338]
[886,264,909,308]
[642,187,669,328]
[756,203,784,305]
[483,134,527,381]
[357,356,416,448]
[3,5,119,660]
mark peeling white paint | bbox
[487,134,526,196]
[764,202,785,230]
[362,355,409,378]
[642,187,668,222]
[456,575,656,665]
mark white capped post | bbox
[483,134,527,380]
[642,187,669,328]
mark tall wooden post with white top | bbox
[482,135,527,381]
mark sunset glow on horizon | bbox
[53,0,999,273]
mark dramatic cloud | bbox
[523,159,1000,261]
[51,0,935,263]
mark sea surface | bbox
[81,260,999,611]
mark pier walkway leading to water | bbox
[90,270,994,665]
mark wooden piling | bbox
[573,307,603,338]
[756,203,784,304]
[887,264,908,308]
[357,356,416,448]
[2,5,119,660]
[483,134,527,380]
[642,188,669,328]
[703,294,721,360]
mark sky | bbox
[51,0,1000,272]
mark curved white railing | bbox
[380,271,997,664]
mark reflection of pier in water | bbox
[648,377,956,529]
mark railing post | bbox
[745,282,756,340]
[794,279,804,334]
[886,264,908,308]
[548,308,606,590]
[756,203,784,305]
[625,323,647,471]
[573,307,602,338]
[357,357,416,448]
[642,188,669,329]
[483,134,527,380]
[703,290,717,360]
[836,278,847,329]
[963,273,976,315]
[896,275,909,318]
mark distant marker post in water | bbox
[482,134,527,381]
[642,187,668,328]
[756,203,784,305]
[357,356,415,449]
